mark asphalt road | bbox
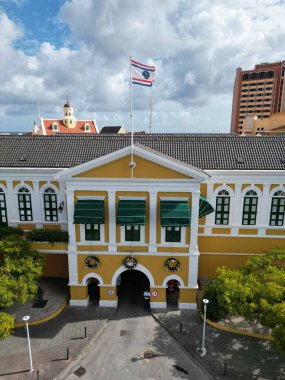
[62,300,211,380]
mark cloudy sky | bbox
[0,0,285,134]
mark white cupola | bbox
[63,101,77,128]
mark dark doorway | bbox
[88,278,100,306]
[117,270,149,309]
[166,279,180,309]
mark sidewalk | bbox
[0,279,115,380]
[152,309,285,380]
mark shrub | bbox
[0,312,15,340]
[26,229,69,245]
[0,225,23,240]
[203,280,227,322]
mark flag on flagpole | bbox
[131,59,156,87]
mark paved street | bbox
[60,302,212,380]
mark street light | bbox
[23,315,33,372]
[201,298,209,357]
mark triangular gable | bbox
[55,144,209,181]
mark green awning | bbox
[117,200,146,225]
[160,201,190,227]
[74,199,105,224]
[199,196,215,218]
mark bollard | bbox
[223,363,228,376]
[84,326,87,339]
[179,322,183,333]
[37,370,40,380]
[66,347,69,360]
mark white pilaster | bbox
[189,190,200,254]
[59,181,68,228]
[149,191,157,252]
[6,180,17,225]
[205,183,214,234]
[189,190,200,288]
[108,191,116,252]
[33,181,42,227]
[231,183,241,235]
[258,184,270,235]
[66,190,76,250]
[68,253,78,284]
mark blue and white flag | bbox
[131,59,156,87]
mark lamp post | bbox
[201,298,209,357]
[23,315,33,372]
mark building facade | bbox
[242,112,285,136]
[0,134,284,309]
[231,61,285,134]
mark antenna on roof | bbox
[37,101,41,119]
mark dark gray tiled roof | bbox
[0,134,285,171]
[100,126,122,133]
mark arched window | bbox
[43,187,58,222]
[270,190,285,226]
[0,188,7,225]
[215,190,230,225]
[242,190,258,225]
[18,186,33,221]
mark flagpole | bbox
[149,95,152,134]
[130,56,134,179]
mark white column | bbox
[68,253,78,285]
[58,181,68,229]
[258,184,270,236]
[149,191,157,252]
[205,183,214,234]
[189,190,200,288]
[231,183,241,235]
[189,190,200,254]
[108,191,116,252]
[33,181,42,228]
[66,190,76,251]
[6,180,17,226]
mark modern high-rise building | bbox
[230,61,285,134]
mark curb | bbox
[151,313,216,380]
[204,315,274,342]
[14,299,67,328]
[54,309,116,380]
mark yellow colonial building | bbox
[0,134,284,309]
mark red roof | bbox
[40,119,98,135]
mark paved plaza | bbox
[0,280,284,379]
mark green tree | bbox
[0,236,45,308]
[0,312,14,340]
[204,249,285,353]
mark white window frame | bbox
[120,225,145,245]
[160,226,187,246]
[80,223,105,244]
[213,186,234,226]
[269,187,285,228]
[240,186,262,227]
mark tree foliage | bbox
[204,249,285,352]
[0,312,14,340]
[0,235,45,308]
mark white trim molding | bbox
[99,299,118,308]
[81,272,104,285]
[70,297,89,306]
[150,301,167,309]
[111,264,155,286]
[162,275,185,287]
[179,302,197,309]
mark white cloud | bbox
[1,1,285,132]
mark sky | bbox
[1,0,285,134]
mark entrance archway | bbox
[87,278,100,306]
[117,270,150,309]
[166,279,180,308]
